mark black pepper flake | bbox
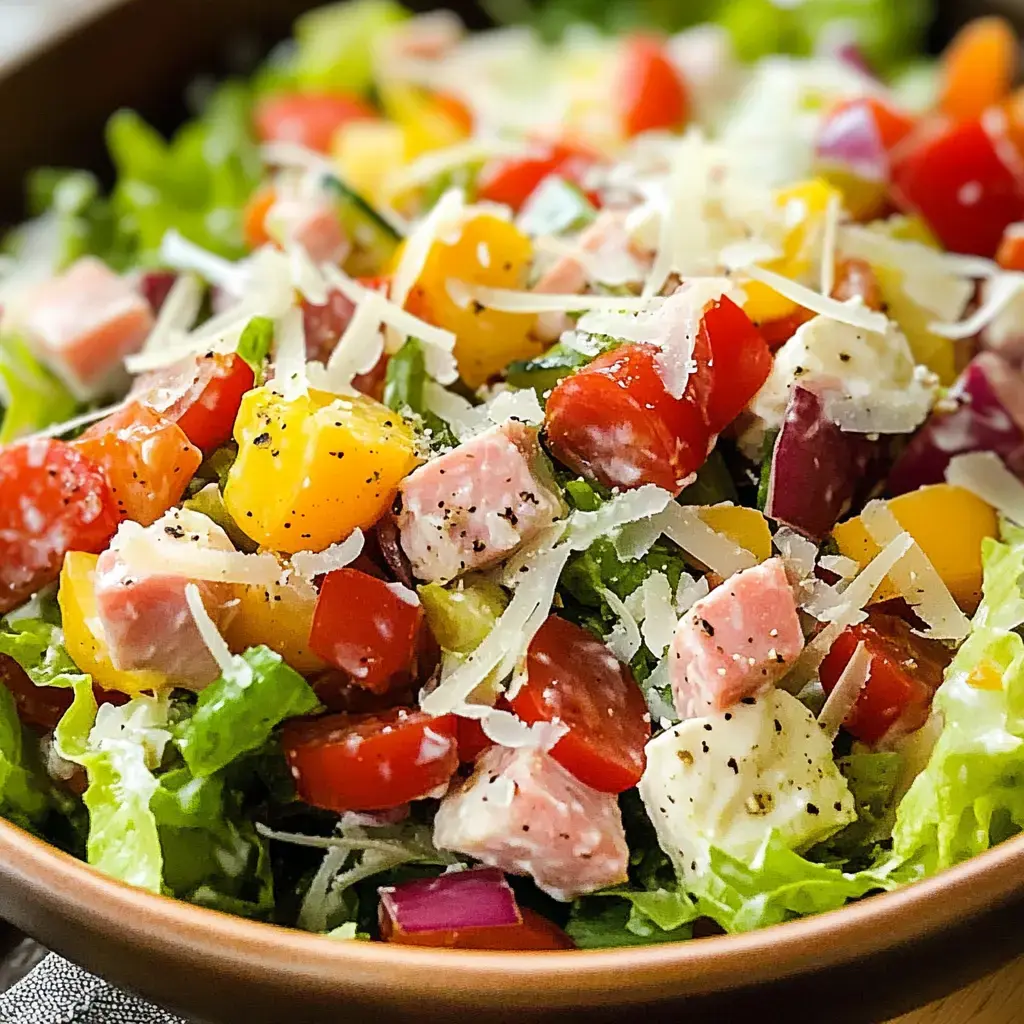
[701,740,709,754]
[703,723,713,732]
[740,697,756,705]
[806,803,820,816]
[253,432,271,447]
[724,713,732,721]
[700,618,715,637]
[774,718,782,733]
[726,757,739,774]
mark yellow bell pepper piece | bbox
[831,484,998,612]
[333,120,407,204]
[224,386,418,554]
[743,179,844,325]
[871,263,957,385]
[378,81,469,159]
[697,505,773,563]
[224,569,325,675]
[58,552,166,696]
[406,215,544,387]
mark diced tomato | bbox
[254,92,377,154]
[243,186,277,251]
[701,297,772,433]
[309,568,425,694]
[133,353,254,455]
[477,141,599,212]
[0,439,118,613]
[819,611,953,746]
[382,902,574,950]
[510,615,650,793]
[544,339,713,494]
[755,308,815,351]
[938,16,1018,124]
[890,116,1024,257]
[996,225,1024,270]
[618,34,690,138]
[72,404,202,526]
[282,708,459,812]
[455,716,492,764]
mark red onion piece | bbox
[888,352,1024,494]
[766,384,884,541]
[138,271,178,315]
[379,868,521,936]
[815,101,889,183]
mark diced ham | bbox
[433,744,629,901]
[668,557,804,720]
[266,195,350,265]
[396,421,563,582]
[93,509,236,689]
[22,257,154,398]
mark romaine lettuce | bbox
[891,522,1024,875]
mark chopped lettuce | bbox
[175,646,320,778]
[236,316,275,377]
[290,0,410,94]
[0,335,78,444]
[891,522,1024,875]
[107,81,261,262]
[384,339,459,451]
[0,682,52,830]
[0,615,88,690]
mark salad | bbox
[2,0,1024,952]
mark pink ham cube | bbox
[433,744,629,900]
[23,257,154,397]
[669,557,805,720]
[93,509,236,689]
[266,195,350,265]
[396,421,564,582]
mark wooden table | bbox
[891,958,1024,1023]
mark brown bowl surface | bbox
[2,1,1024,1022]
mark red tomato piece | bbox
[72,404,202,526]
[819,611,953,746]
[309,568,425,694]
[282,708,459,812]
[700,297,772,433]
[132,353,254,455]
[890,116,1024,257]
[544,340,713,494]
[382,903,574,950]
[510,615,650,793]
[0,439,118,612]
[477,141,599,212]
[254,92,377,153]
[455,716,492,764]
[618,34,689,138]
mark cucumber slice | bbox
[322,174,401,276]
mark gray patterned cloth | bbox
[0,954,189,1023]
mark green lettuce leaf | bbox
[0,615,88,690]
[0,682,52,830]
[107,81,261,262]
[0,336,78,443]
[236,316,275,376]
[891,522,1024,875]
[175,646,320,778]
[383,338,459,450]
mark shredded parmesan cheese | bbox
[601,586,643,663]
[640,571,678,658]
[159,230,246,293]
[390,188,465,314]
[268,306,308,401]
[291,530,365,580]
[946,452,1024,524]
[459,285,659,314]
[817,640,870,741]
[183,582,235,676]
[740,263,890,333]
[930,272,1024,340]
[27,401,128,441]
[819,192,840,298]
[485,388,544,426]
[657,503,758,577]
[860,501,970,641]
[382,139,525,200]
[566,485,673,551]
[138,272,203,356]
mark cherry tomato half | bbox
[544,339,713,494]
[819,611,953,746]
[133,353,254,455]
[510,615,650,793]
[618,34,690,138]
[0,439,118,613]
[254,92,377,154]
[309,568,425,694]
[477,141,599,212]
[73,404,202,526]
[282,708,459,812]
[890,115,1024,257]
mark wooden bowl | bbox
[2,2,1024,1021]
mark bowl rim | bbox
[1,814,1023,1010]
